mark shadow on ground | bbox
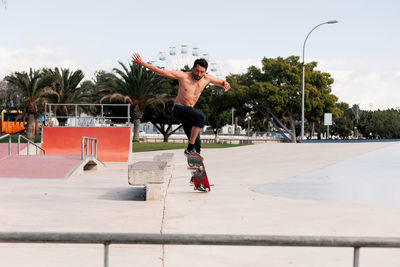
[99,187,146,201]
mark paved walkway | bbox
[0,142,399,266]
[254,142,400,205]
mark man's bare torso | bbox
[174,72,210,107]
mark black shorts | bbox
[172,104,205,128]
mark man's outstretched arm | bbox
[132,53,184,80]
[207,74,231,92]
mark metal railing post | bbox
[0,134,12,156]
[81,137,97,160]
[49,104,52,126]
[81,138,85,160]
[8,134,11,156]
[101,104,104,124]
[353,247,360,267]
[17,135,20,155]
[104,242,110,267]
[75,104,78,127]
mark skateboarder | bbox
[132,53,231,155]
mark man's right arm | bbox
[132,53,184,80]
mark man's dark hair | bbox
[193,58,208,70]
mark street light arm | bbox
[302,20,338,64]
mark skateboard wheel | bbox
[194,186,197,191]
[205,188,210,192]
[199,166,203,171]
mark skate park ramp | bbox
[41,126,132,162]
[0,143,26,160]
[0,155,82,178]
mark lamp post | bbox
[231,107,235,135]
[245,112,251,142]
[301,20,338,141]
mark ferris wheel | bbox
[150,44,224,79]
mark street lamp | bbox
[245,112,252,142]
[301,20,338,141]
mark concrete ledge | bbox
[128,161,167,185]
[128,153,175,200]
[153,152,174,176]
[153,153,174,165]
[145,183,166,201]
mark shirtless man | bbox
[132,53,231,155]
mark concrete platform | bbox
[1,142,400,266]
[0,155,82,179]
[253,142,400,205]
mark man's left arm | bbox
[207,75,231,92]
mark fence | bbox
[44,103,131,126]
[1,232,400,267]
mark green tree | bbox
[99,62,166,142]
[0,80,20,109]
[195,85,231,142]
[358,110,374,138]
[5,68,53,140]
[142,77,180,142]
[305,64,337,139]
[42,68,87,126]
[227,56,338,142]
[359,109,400,139]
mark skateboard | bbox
[187,152,210,192]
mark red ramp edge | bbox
[41,127,132,162]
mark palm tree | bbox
[5,68,53,141]
[99,62,167,142]
[42,68,88,126]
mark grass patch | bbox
[132,142,247,152]
[0,133,41,143]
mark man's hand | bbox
[131,52,185,80]
[132,53,145,66]
[223,80,231,92]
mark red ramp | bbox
[41,127,132,162]
[0,143,26,159]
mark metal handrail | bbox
[1,232,400,267]
[81,136,97,160]
[45,103,131,126]
[0,134,11,156]
[17,135,45,155]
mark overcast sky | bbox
[0,0,399,110]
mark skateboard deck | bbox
[187,152,210,192]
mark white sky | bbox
[0,0,399,110]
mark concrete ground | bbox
[0,142,400,266]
